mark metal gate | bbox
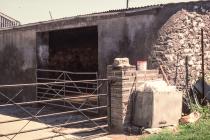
[0,69,110,140]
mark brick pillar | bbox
[107,63,136,133]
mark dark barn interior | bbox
[37,26,98,73]
[36,26,100,107]
[48,26,98,72]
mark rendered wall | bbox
[0,29,36,102]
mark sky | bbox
[0,0,199,24]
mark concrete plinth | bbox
[133,86,182,128]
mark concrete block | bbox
[133,91,182,128]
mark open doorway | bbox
[37,26,98,73]
[36,26,100,107]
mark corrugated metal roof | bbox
[0,4,164,31]
[78,0,202,16]
[78,4,163,17]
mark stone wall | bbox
[150,8,210,89]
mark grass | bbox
[143,106,210,140]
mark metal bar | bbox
[37,72,64,98]
[38,89,82,95]
[35,61,38,105]
[37,78,65,82]
[185,56,189,93]
[0,70,109,138]
[0,91,65,139]
[201,28,205,100]
[159,65,170,85]
[0,79,108,88]
[10,106,46,140]
[38,96,98,109]
[37,87,89,95]
[40,82,107,134]
[43,103,97,113]
[37,72,64,85]
[65,73,82,93]
[49,93,94,139]
[37,91,63,97]
[38,78,97,85]
[37,85,97,90]
[37,69,97,75]
[0,106,107,124]
[78,83,103,109]
[14,85,66,139]
[57,94,108,133]
[36,71,106,138]
[49,81,97,85]
[37,93,105,101]
[0,117,107,137]
[5,89,23,104]
[41,102,98,113]
[64,72,66,106]
[44,80,108,133]
[47,96,105,140]
[96,73,99,114]
[38,89,95,97]
[0,94,107,107]
[41,84,65,107]
[107,80,111,131]
[39,72,64,82]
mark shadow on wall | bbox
[0,44,24,85]
[0,44,37,102]
[117,21,149,65]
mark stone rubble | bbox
[179,111,201,124]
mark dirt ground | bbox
[92,134,143,140]
[0,105,107,140]
[0,104,147,140]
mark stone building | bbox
[0,12,20,28]
[0,1,210,101]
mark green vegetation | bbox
[144,106,210,140]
